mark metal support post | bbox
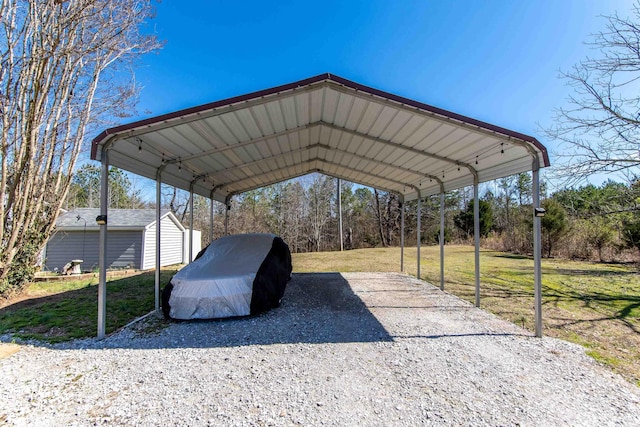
[224,196,231,235]
[155,169,163,312]
[400,201,405,273]
[417,193,421,280]
[97,149,109,339]
[337,178,343,251]
[533,164,543,337]
[189,183,194,263]
[209,190,215,243]
[440,190,445,291]
[474,179,480,307]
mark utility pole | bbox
[337,178,343,251]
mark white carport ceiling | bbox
[91,73,549,203]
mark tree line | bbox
[65,166,640,263]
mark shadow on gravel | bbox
[95,272,394,350]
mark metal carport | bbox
[91,73,549,339]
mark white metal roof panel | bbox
[92,74,549,203]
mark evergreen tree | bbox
[541,199,569,257]
[454,199,494,238]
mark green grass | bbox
[0,269,178,343]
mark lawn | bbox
[0,269,178,343]
[1,246,638,385]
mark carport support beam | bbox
[440,191,445,290]
[155,169,162,312]
[417,194,421,280]
[533,163,543,337]
[209,190,215,243]
[224,196,231,235]
[97,149,109,339]
[189,184,194,263]
[474,178,480,307]
[337,178,343,251]
[400,201,405,273]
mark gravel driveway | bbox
[1,272,639,426]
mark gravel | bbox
[1,272,639,426]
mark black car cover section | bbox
[250,236,292,314]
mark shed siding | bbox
[143,216,184,269]
[45,230,142,272]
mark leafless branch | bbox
[545,2,640,185]
[0,0,162,291]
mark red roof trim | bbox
[327,75,549,166]
[91,73,549,167]
[90,74,331,159]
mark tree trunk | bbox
[385,195,393,246]
[374,189,387,246]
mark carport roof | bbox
[91,73,549,203]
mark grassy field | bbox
[0,269,177,343]
[1,246,638,385]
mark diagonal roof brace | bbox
[318,121,478,178]
[228,166,420,200]
[325,79,543,156]
[97,81,327,146]
[223,158,421,199]
[163,122,323,164]
[202,141,443,187]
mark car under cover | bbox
[162,233,292,320]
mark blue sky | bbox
[117,0,634,196]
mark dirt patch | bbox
[0,343,20,359]
[0,289,72,310]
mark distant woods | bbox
[65,171,639,263]
[220,174,639,263]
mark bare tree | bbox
[373,188,387,246]
[281,181,306,252]
[0,0,161,294]
[372,189,401,247]
[66,164,145,209]
[546,2,640,184]
[306,174,334,252]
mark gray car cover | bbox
[162,233,292,320]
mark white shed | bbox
[44,208,200,272]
